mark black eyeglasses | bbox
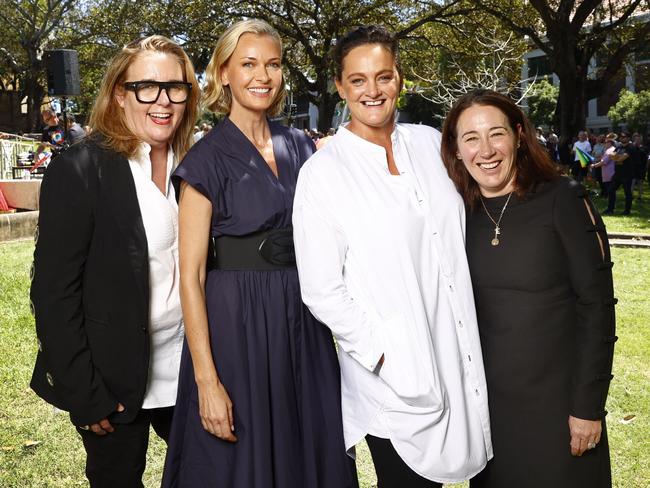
[123,81,192,104]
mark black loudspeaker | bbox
[44,50,81,96]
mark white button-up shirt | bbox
[293,124,493,483]
[129,143,184,409]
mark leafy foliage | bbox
[527,79,559,128]
[471,0,650,144]
[607,89,650,134]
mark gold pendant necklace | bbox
[480,192,513,246]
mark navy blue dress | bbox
[162,118,357,488]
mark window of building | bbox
[527,55,553,79]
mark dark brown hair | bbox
[441,89,559,209]
[333,25,402,81]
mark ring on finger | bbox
[587,441,597,449]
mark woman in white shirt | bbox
[293,25,492,487]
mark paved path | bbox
[608,232,650,249]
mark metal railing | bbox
[0,133,40,180]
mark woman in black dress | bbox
[161,19,357,487]
[440,90,616,487]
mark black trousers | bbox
[366,435,442,488]
[606,175,633,213]
[76,407,173,488]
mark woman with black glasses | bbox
[30,35,199,487]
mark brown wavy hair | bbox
[88,35,199,160]
[203,19,286,117]
[441,89,559,210]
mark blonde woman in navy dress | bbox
[162,19,357,487]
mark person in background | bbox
[293,25,492,487]
[603,131,635,215]
[315,127,336,150]
[161,19,357,488]
[590,133,617,199]
[192,125,202,142]
[546,132,560,166]
[591,134,607,197]
[30,35,199,487]
[536,126,546,146]
[632,132,648,200]
[40,109,65,149]
[441,89,615,488]
[571,130,592,182]
[65,114,86,145]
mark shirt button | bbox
[34,225,39,244]
[141,324,147,332]
[30,300,35,317]
[468,355,472,362]
[449,284,454,292]
[458,320,463,328]
[37,338,43,352]
[30,262,35,281]
[475,389,480,396]
[46,372,54,387]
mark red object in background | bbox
[0,187,11,211]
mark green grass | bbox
[591,184,650,234]
[1,240,648,487]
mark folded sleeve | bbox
[293,165,384,373]
[31,148,116,425]
[553,178,616,420]
[172,142,220,204]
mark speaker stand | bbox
[61,96,70,148]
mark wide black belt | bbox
[208,228,296,270]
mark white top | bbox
[573,139,592,161]
[293,124,493,483]
[129,143,184,409]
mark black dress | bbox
[161,118,358,487]
[467,177,615,488]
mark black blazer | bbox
[30,136,151,426]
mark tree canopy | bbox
[527,79,559,129]
[471,0,650,145]
[2,0,650,133]
[608,88,650,134]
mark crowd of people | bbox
[29,20,617,488]
[536,125,650,215]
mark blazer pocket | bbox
[378,314,444,411]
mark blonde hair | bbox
[88,35,199,160]
[203,19,286,116]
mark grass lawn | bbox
[1,236,648,487]
[589,184,650,234]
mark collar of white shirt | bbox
[131,142,176,195]
[337,123,410,156]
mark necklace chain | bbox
[480,192,513,246]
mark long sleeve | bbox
[293,167,384,373]
[31,149,116,425]
[552,179,616,420]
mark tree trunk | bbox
[24,48,45,132]
[317,91,339,133]
[554,73,587,162]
